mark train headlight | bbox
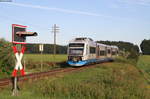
[72,57,76,62]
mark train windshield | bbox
[69,48,84,55]
[69,43,84,47]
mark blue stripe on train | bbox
[67,58,114,66]
[67,60,87,66]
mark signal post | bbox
[12,24,37,96]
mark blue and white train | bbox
[67,37,119,66]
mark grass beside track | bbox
[0,57,150,99]
[24,54,67,62]
[136,55,150,82]
[137,55,150,75]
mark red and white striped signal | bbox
[12,46,26,77]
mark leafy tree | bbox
[0,38,14,74]
[140,39,150,55]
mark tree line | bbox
[26,44,67,54]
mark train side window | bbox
[86,45,88,54]
[100,50,105,56]
[112,51,116,55]
[116,50,119,54]
[90,47,96,54]
[108,49,111,54]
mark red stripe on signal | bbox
[21,46,26,54]
[12,46,18,54]
[12,41,27,44]
[20,69,25,76]
[12,69,17,77]
[12,24,27,28]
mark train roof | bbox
[111,45,119,49]
[69,37,119,49]
[69,37,94,43]
[97,43,118,49]
[71,37,93,41]
[75,37,93,41]
[97,43,107,47]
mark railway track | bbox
[0,63,106,88]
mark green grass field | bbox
[136,55,150,82]
[137,55,150,74]
[24,54,67,62]
[0,55,150,99]
[23,54,68,73]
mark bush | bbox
[0,38,14,75]
[126,49,139,65]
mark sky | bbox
[0,0,150,46]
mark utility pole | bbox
[52,24,59,59]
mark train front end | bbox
[67,42,87,66]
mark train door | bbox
[110,48,112,57]
[86,44,89,60]
[107,47,112,57]
[96,45,100,58]
[105,47,107,57]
